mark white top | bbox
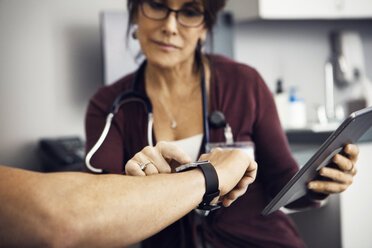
[169,133,203,161]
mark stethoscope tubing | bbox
[200,61,210,152]
[85,113,114,173]
[85,60,208,173]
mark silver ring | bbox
[139,162,151,171]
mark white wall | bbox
[0,0,125,170]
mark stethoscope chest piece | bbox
[209,110,234,145]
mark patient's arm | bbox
[0,148,255,247]
[0,166,205,247]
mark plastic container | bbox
[274,79,289,129]
[288,87,307,129]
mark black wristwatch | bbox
[176,161,221,211]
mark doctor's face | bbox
[134,0,207,69]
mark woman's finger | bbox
[245,160,258,183]
[141,146,171,173]
[143,163,159,175]
[224,188,245,202]
[198,153,208,161]
[344,144,359,164]
[156,141,192,164]
[221,189,245,207]
[234,175,253,193]
[221,176,252,207]
[333,153,355,172]
[319,167,354,185]
[219,160,257,207]
[308,180,348,194]
[125,160,146,176]
[198,148,223,162]
[222,198,233,207]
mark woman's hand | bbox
[125,141,192,176]
[308,144,359,195]
[198,148,257,207]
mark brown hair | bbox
[126,0,227,66]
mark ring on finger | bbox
[139,161,151,171]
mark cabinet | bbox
[340,142,372,247]
[225,0,372,22]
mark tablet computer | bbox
[261,106,372,216]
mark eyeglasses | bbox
[140,0,205,28]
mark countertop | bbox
[285,125,372,144]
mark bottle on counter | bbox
[274,79,289,129]
[288,87,307,129]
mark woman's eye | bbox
[149,1,167,10]
[181,9,203,18]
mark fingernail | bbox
[308,183,315,189]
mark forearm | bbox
[74,170,205,247]
[0,166,205,247]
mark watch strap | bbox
[197,162,221,211]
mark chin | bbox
[141,41,196,69]
[146,53,189,69]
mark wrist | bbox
[185,169,206,204]
[175,161,221,211]
[196,161,220,211]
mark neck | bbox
[145,57,202,96]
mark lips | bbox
[152,40,180,51]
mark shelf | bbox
[225,0,372,22]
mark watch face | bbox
[175,161,210,173]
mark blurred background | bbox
[1,0,372,247]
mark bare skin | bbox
[126,143,257,207]
[0,144,256,248]
[127,142,359,201]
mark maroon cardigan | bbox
[85,55,315,247]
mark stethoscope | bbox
[85,60,233,174]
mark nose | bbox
[162,11,178,36]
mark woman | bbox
[85,0,359,247]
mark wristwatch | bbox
[176,161,221,211]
